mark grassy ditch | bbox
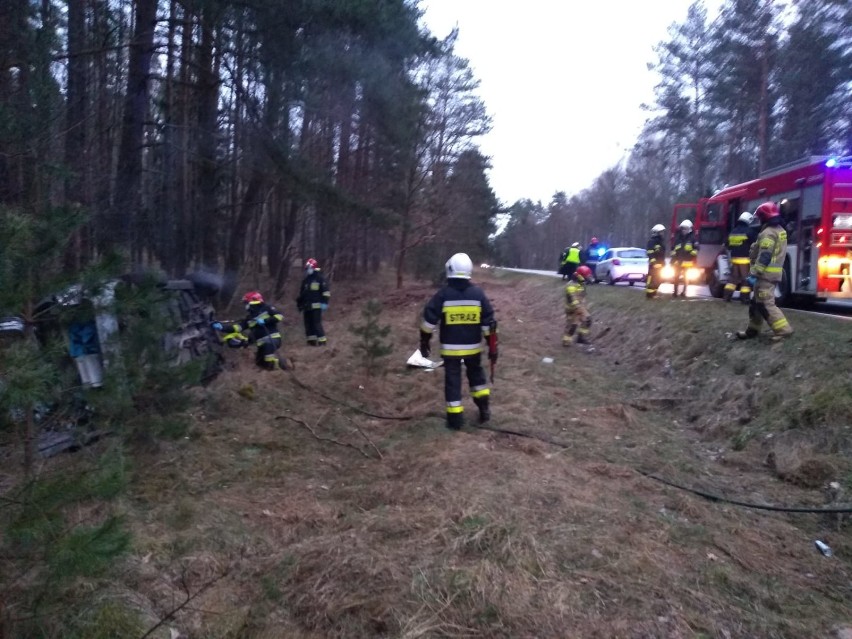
[2,269,851,638]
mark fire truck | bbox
[670,156,852,304]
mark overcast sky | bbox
[418,0,718,206]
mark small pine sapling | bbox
[349,299,393,375]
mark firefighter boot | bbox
[446,412,464,431]
[474,396,491,424]
[736,328,759,340]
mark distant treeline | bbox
[494,0,851,268]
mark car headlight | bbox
[662,266,675,279]
[686,268,702,281]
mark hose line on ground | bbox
[472,423,852,515]
[292,380,852,515]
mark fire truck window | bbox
[704,203,722,223]
[727,200,741,232]
[780,198,799,243]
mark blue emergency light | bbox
[596,247,607,257]
[826,157,837,168]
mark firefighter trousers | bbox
[672,261,693,296]
[443,354,489,429]
[746,279,793,336]
[724,262,752,303]
[255,336,282,370]
[302,309,327,345]
[564,306,591,345]
[646,263,663,297]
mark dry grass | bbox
[5,269,852,638]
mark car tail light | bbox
[612,259,621,266]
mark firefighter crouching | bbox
[724,212,758,303]
[563,265,593,346]
[671,219,698,297]
[645,224,666,299]
[296,258,330,346]
[419,253,495,430]
[212,291,290,370]
[736,201,793,342]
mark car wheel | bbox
[629,281,634,286]
[607,272,616,286]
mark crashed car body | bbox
[1,274,224,456]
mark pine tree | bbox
[349,299,393,376]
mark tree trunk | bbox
[109,0,158,254]
[198,3,220,269]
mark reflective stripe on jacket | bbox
[751,223,786,283]
[565,279,586,309]
[297,271,330,310]
[646,235,665,263]
[727,222,756,265]
[672,230,698,262]
[421,279,495,357]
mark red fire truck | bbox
[670,156,852,304]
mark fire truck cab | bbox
[672,156,852,304]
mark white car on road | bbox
[595,247,649,285]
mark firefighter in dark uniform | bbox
[737,201,793,342]
[724,212,757,303]
[645,224,667,299]
[213,292,286,370]
[671,219,698,297]
[296,258,330,345]
[419,253,495,430]
[563,265,593,346]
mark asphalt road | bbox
[496,267,852,321]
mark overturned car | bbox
[0,274,224,456]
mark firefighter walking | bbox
[724,212,757,303]
[737,201,793,342]
[645,224,666,299]
[213,291,288,370]
[296,258,331,345]
[419,253,496,430]
[671,219,698,297]
[563,265,593,346]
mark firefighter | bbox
[560,242,582,280]
[645,224,667,299]
[296,258,330,345]
[213,292,287,370]
[583,236,603,273]
[724,212,758,303]
[736,201,793,342]
[419,253,496,430]
[563,264,593,346]
[671,219,698,297]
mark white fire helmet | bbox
[651,224,666,234]
[679,219,694,230]
[738,212,753,224]
[445,253,473,280]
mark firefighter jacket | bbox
[727,222,756,265]
[565,277,587,310]
[239,302,284,344]
[646,234,665,264]
[584,243,602,263]
[672,231,698,263]
[296,271,330,311]
[421,278,495,357]
[750,220,786,283]
[562,246,581,265]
